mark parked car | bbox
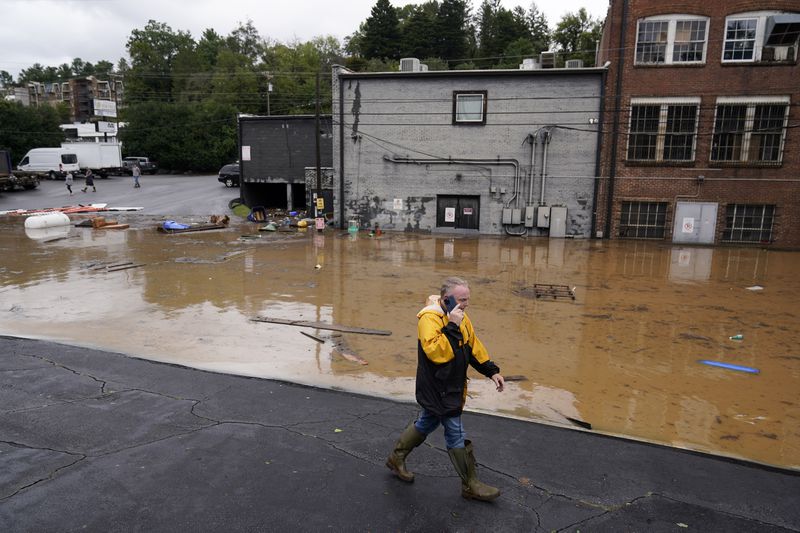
[122,156,157,175]
[218,163,240,187]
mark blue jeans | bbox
[414,408,466,449]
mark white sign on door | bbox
[242,146,251,161]
[393,198,403,210]
[682,217,695,233]
[444,207,456,222]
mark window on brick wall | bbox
[635,16,708,64]
[452,91,487,125]
[619,202,668,239]
[627,98,699,162]
[710,97,789,165]
[722,204,775,243]
[723,12,800,63]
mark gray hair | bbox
[440,276,469,297]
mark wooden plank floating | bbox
[252,316,391,336]
[299,330,326,343]
[106,263,146,272]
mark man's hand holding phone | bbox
[443,295,464,326]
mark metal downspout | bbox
[338,75,345,229]
[605,0,629,239]
[527,132,538,206]
[591,66,608,239]
[540,130,551,205]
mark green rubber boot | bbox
[447,440,501,501]
[386,423,426,482]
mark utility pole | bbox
[314,70,323,232]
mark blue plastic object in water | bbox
[163,220,190,230]
[699,360,759,374]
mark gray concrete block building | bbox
[332,64,605,236]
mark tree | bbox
[436,0,471,65]
[226,20,263,58]
[94,60,115,79]
[528,2,551,55]
[0,100,68,163]
[476,0,531,67]
[362,0,401,60]
[400,2,438,60]
[0,71,13,88]
[119,101,237,171]
[553,8,603,66]
[125,20,195,101]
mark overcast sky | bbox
[1,0,609,80]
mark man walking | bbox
[132,163,141,188]
[386,276,505,501]
[81,168,96,193]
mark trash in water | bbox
[745,285,764,291]
[729,334,744,341]
[699,360,759,374]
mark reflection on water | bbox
[1,216,798,470]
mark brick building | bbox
[331,64,604,236]
[596,1,800,247]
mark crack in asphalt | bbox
[0,352,630,527]
[0,441,86,502]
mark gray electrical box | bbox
[524,206,536,227]
[511,209,522,224]
[502,208,512,224]
[537,206,550,228]
[550,206,567,237]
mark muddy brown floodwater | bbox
[1,215,798,470]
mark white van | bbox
[17,148,81,179]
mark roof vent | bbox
[565,59,584,68]
[540,51,556,69]
[400,58,421,72]
[519,58,540,70]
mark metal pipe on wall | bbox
[527,131,538,206]
[540,129,551,205]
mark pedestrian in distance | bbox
[386,276,505,502]
[132,163,141,188]
[81,168,96,193]
[60,164,73,195]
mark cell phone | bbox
[443,295,459,313]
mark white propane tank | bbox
[25,225,71,241]
[24,212,70,229]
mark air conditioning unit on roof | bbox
[519,58,540,70]
[565,59,584,68]
[400,58,421,72]
[540,51,556,69]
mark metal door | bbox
[672,202,718,244]
[436,195,480,230]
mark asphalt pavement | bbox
[0,174,238,216]
[1,336,798,532]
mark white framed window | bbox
[453,91,487,124]
[723,12,800,63]
[722,204,775,243]
[710,96,790,165]
[627,97,700,162]
[723,17,759,61]
[635,15,709,65]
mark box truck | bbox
[61,142,123,178]
[17,148,80,179]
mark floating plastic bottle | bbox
[729,334,744,341]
